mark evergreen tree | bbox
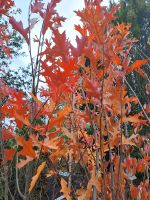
[110,0,150,106]
[109,1,150,163]
[111,0,150,53]
[0,9,32,91]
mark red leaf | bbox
[62,127,77,143]
[71,36,87,59]
[52,29,70,62]
[9,17,29,45]
[0,0,14,15]
[2,129,14,141]
[31,0,44,13]
[113,54,121,65]
[74,24,87,36]
[2,46,12,58]
[84,79,101,99]
[131,186,140,199]
[41,1,65,34]
[136,160,145,173]
[124,159,131,171]
[5,149,15,161]
[49,0,61,8]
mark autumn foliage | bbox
[0,0,150,200]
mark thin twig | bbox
[80,79,99,200]
[99,79,107,199]
[16,154,25,200]
[116,84,123,200]
[68,93,75,188]
[103,106,115,200]
[28,0,36,95]
[0,83,8,200]
[125,78,150,124]
[8,186,15,200]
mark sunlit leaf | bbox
[9,17,29,44]
[60,178,71,200]
[29,161,46,193]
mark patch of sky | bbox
[10,0,118,83]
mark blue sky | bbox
[14,0,112,42]
[12,0,116,69]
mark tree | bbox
[110,0,150,112]
[109,1,150,190]
[0,3,32,91]
[1,0,150,200]
[112,0,150,52]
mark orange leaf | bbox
[127,60,147,74]
[50,146,67,162]
[39,137,58,150]
[16,136,35,158]
[48,106,71,128]
[60,178,71,200]
[62,127,76,143]
[14,112,32,128]
[122,114,147,125]
[77,169,101,200]
[47,128,61,140]
[29,161,46,193]
[113,54,121,65]
[5,149,15,161]
[113,134,135,147]
[144,156,150,163]
[131,185,140,199]
[122,135,135,146]
[17,156,34,169]
[76,188,86,198]
[2,129,14,141]
[136,160,145,173]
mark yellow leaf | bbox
[60,178,71,200]
[29,161,46,193]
